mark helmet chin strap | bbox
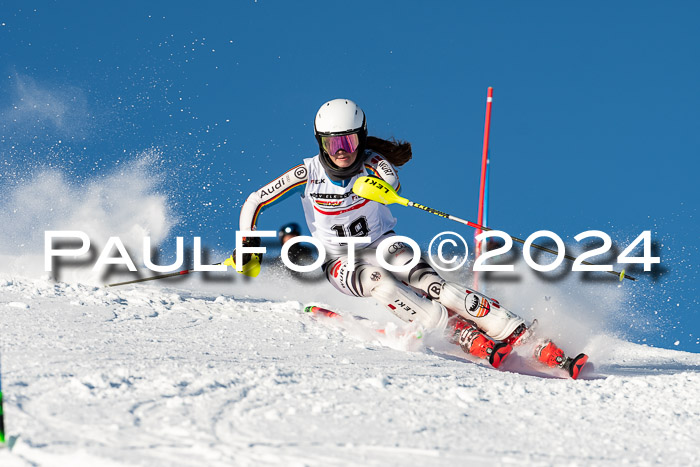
[319,148,368,182]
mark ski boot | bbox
[534,340,589,380]
[503,319,537,347]
[450,318,512,369]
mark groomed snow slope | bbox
[1,273,699,466]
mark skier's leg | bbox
[374,239,525,342]
[368,238,445,299]
[370,239,587,376]
[323,256,448,331]
[437,283,525,341]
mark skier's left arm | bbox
[364,154,401,193]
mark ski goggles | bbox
[320,133,360,156]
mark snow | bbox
[1,272,699,466]
[1,164,698,465]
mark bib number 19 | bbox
[332,216,370,237]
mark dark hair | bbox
[366,136,412,167]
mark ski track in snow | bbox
[0,274,699,466]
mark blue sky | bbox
[1,1,698,350]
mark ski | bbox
[489,342,513,369]
[454,315,589,378]
[303,306,423,339]
[304,306,512,369]
[303,305,588,377]
[304,305,342,320]
[564,353,589,380]
[534,340,589,380]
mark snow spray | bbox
[0,152,175,284]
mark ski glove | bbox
[233,236,263,267]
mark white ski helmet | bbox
[314,98,368,181]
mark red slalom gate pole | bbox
[474,87,493,289]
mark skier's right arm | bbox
[238,163,308,233]
[235,163,308,266]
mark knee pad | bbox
[372,241,444,299]
[369,278,448,331]
[439,282,524,341]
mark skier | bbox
[236,98,587,378]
